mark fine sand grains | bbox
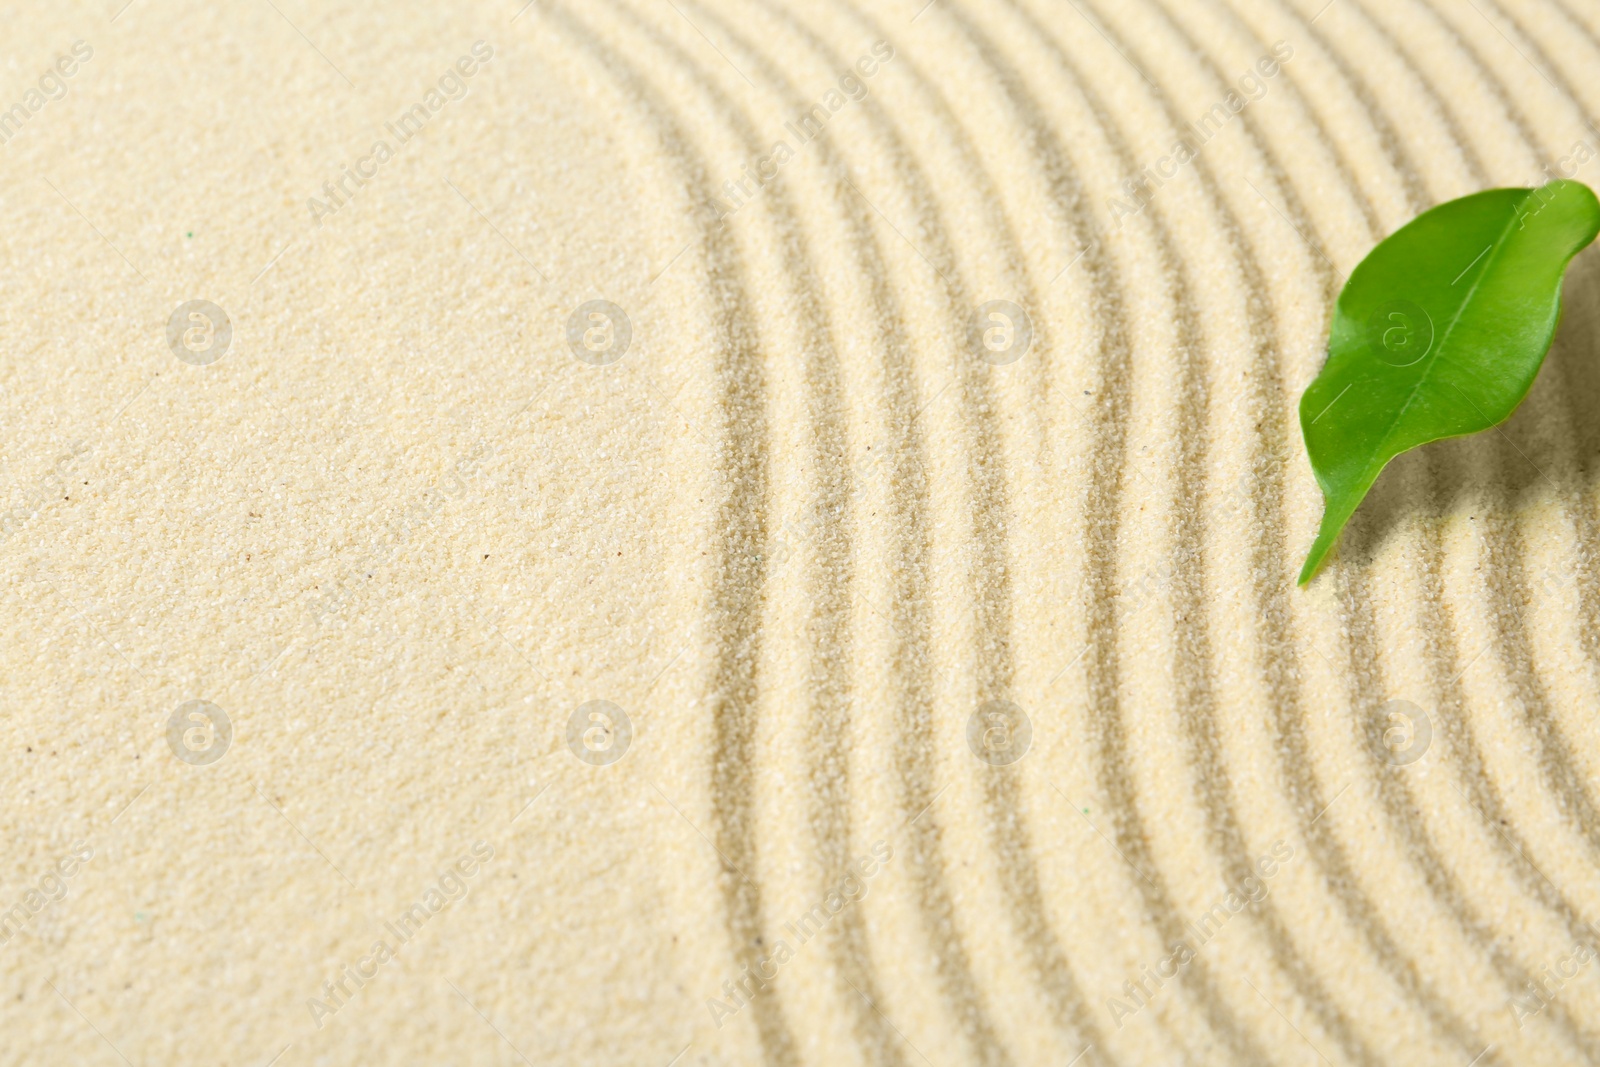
[3,1,1600,1065]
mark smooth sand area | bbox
[5,2,1600,1064]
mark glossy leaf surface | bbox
[1298,180,1600,584]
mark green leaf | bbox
[1298,180,1600,585]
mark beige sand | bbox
[5,1,1600,1064]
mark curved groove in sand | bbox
[534,2,1600,1063]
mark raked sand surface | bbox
[5,1,1600,1065]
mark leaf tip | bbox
[1298,513,1347,586]
[1296,550,1321,587]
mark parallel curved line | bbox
[745,7,1051,1061]
[1132,0,1516,1062]
[619,0,941,1059]
[538,3,794,1061]
[1063,0,1382,1059]
[1323,6,1600,1059]
[892,2,1208,1060]
[939,0,1358,1059]
[901,2,1238,1060]
[1192,6,1593,1062]
[599,2,878,1059]
[1349,1,1600,1058]
[1211,2,1530,1058]
[526,3,1600,1064]
[1466,0,1600,863]
[768,0,1102,1059]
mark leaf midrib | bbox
[1361,191,1529,479]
